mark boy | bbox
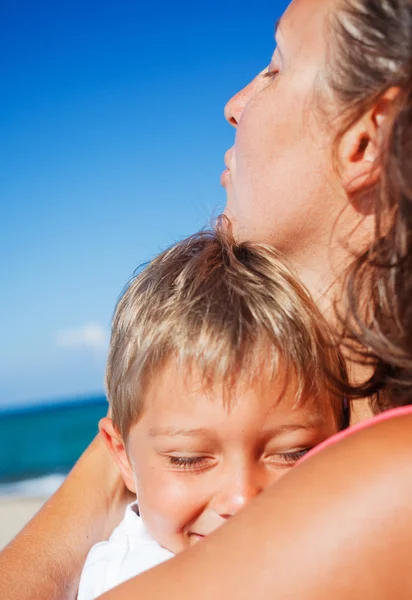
[78,227,346,599]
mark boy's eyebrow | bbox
[149,420,325,439]
[262,422,324,436]
[148,426,212,438]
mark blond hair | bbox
[106,226,344,439]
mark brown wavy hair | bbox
[327,0,412,409]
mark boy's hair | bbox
[106,225,344,439]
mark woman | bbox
[2,0,412,597]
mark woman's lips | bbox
[224,148,233,169]
[221,147,234,186]
[220,168,231,186]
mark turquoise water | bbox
[0,396,108,484]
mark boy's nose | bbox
[210,471,264,518]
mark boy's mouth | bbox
[188,532,205,545]
[186,511,227,544]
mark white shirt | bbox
[77,503,174,600]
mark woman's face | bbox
[223,0,342,256]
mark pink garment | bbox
[300,404,412,464]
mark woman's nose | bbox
[224,78,256,127]
[211,470,264,518]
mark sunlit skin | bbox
[102,360,340,554]
[222,0,344,260]
[5,2,412,599]
[222,0,374,310]
[222,0,376,423]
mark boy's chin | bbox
[187,533,205,546]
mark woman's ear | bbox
[339,87,400,206]
[99,417,137,494]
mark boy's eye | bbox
[167,455,213,472]
[266,448,311,465]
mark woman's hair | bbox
[106,224,344,439]
[327,0,412,409]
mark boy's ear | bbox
[99,417,137,495]
[339,87,399,210]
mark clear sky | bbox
[1,0,289,407]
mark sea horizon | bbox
[0,391,107,414]
[0,393,108,496]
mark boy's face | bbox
[105,360,339,554]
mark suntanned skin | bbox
[1,414,412,599]
[0,436,133,600]
[99,413,412,600]
[0,0,409,596]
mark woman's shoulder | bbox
[261,406,412,598]
[294,405,412,543]
[301,405,412,465]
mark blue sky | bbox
[1,0,288,407]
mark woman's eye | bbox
[167,456,212,472]
[264,66,279,80]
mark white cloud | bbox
[56,322,109,353]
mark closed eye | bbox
[277,448,311,463]
[166,455,215,473]
[265,448,312,466]
[264,67,279,80]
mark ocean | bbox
[0,395,108,496]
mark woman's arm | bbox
[100,413,412,600]
[0,435,133,600]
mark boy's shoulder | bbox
[85,503,144,561]
[77,503,174,600]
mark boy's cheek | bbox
[137,477,208,552]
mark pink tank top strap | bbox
[300,405,412,464]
